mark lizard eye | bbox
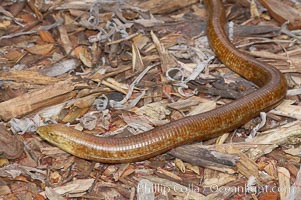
[48,132,55,137]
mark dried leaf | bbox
[52,179,94,196]
[57,18,73,54]
[263,160,277,179]
[250,0,260,18]
[188,101,216,116]
[259,192,279,200]
[174,158,185,173]
[151,31,177,74]
[135,101,170,121]
[3,49,25,62]
[45,187,66,200]
[0,158,9,167]
[271,100,301,120]
[132,34,150,50]
[27,0,43,20]
[40,59,79,77]
[187,165,200,175]
[74,46,93,68]
[0,185,11,196]
[0,125,24,159]
[26,44,54,55]
[284,146,301,156]
[38,30,55,43]
[0,20,11,29]
[132,43,144,71]
[120,164,135,178]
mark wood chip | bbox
[277,167,290,200]
[258,0,301,30]
[0,81,76,121]
[138,0,199,14]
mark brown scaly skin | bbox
[36,0,287,163]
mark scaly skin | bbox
[36,0,287,163]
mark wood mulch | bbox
[0,0,301,199]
